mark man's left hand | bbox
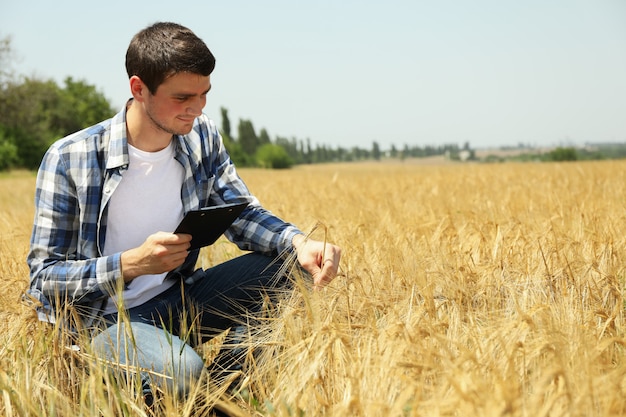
[292,234,342,289]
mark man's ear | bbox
[129,76,146,101]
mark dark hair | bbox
[125,22,216,94]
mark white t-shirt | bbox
[102,140,185,314]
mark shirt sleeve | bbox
[27,145,123,307]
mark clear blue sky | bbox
[1,0,625,150]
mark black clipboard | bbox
[174,202,249,250]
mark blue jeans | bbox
[91,252,288,397]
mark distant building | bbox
[459,150,471,162]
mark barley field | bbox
[2,160,626,416]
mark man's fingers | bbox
[295,238,342,289]
[313,253,340,289]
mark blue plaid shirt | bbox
[26,104,302,325]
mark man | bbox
[26,22,341,400]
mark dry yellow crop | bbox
[1,160,626,416]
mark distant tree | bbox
[298,139,306,163]
[237,119,258,156]
[256,143,293,169]
[258,128,271,146]
[0,78,56,168]
[0,35,15,86]
[218,107,247,165]
[390,144,398,159]
[401,144,410,160]
[0,76,114,169]
[275,136,304,164]
[546,147,578,162]
[305,138,313,164]
[337,146,349,161]
[372,141,381,161]
[0,126,18,170]
[56,77,115,135]
[220,106,231,138]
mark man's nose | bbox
[187,96,206,116]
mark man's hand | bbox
[121,232,192,282]
[292,234,342,289]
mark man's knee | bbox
[91,321,205,396]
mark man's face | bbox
[143,72,211,136]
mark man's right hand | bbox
[120,232,192,282]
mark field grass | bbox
[2,160,626,416]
